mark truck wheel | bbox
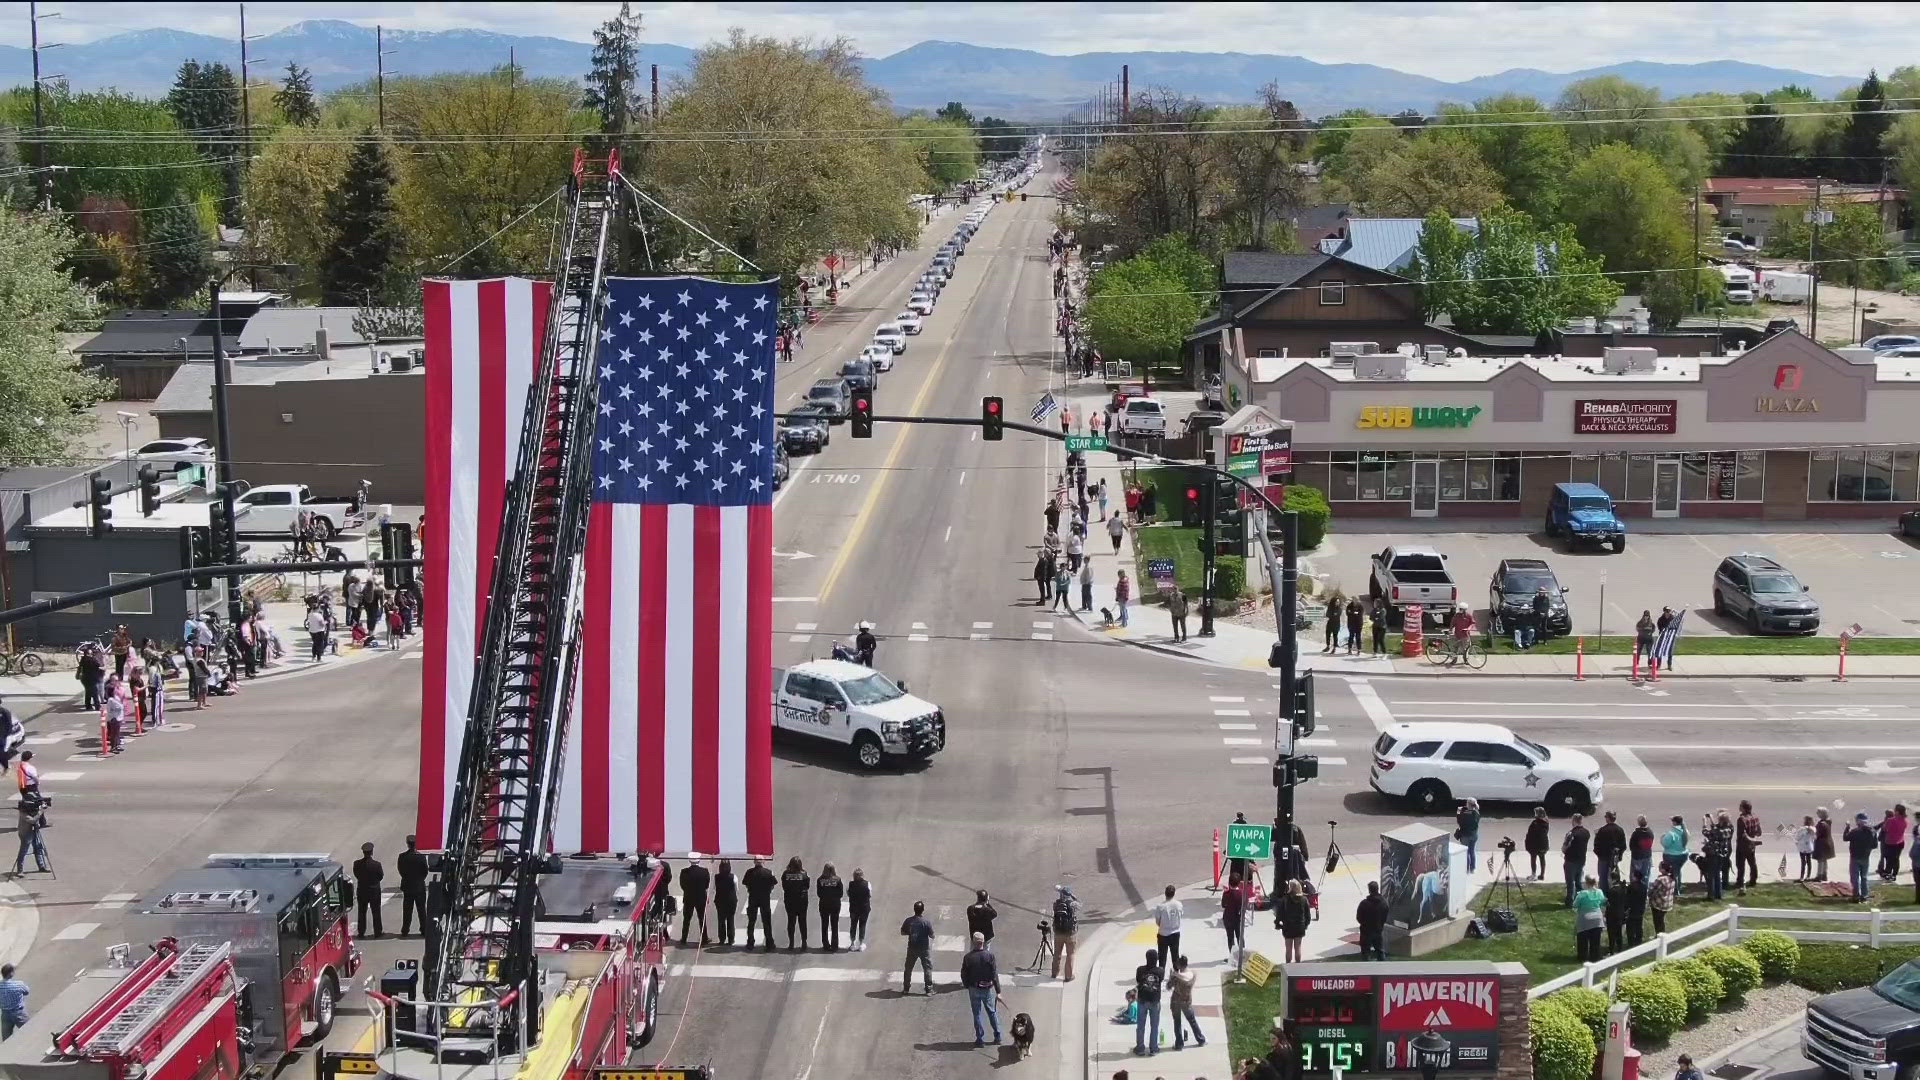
[632,970,661,1048]
[310,517,336,542]
[1609,536,1626,553]
[1490,611,1505,636]
[1542,518,1557,539]
[852,733,884,770]
[307,972,338,1044]
[1713,590,1727,617]
[1545,782,1591,817]
[1406,780,1450,814]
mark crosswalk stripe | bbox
[1222,738,1263,746]
[1218,723,1256,731]
[1318,757,1350,766]
[1299,738,1338,747]
[796,623,818,631]
[1230,756,1269,765]
[972,622,993,629]
[1209,696,1245,703]
[1214,709,1252,717]
[1032,633,1054,641]
[908,634,930,642]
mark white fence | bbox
[1528,904,1920,1000]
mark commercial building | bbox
[1221,330,1920,521]
[1703,178,1905,246]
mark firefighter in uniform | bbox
[742,857,777,952]
[396,834,430,937]
[353,842,385,938]
[679,856,712,946]
[782,857,812,950]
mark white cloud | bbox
[4,0,1916,81]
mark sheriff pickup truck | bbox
[772,659,946,769]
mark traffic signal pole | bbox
[1199,469,1217,637]
[1260,508,1304,879]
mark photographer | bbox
[1455,799,1482,873]
[12,791,48,876]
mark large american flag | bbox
[564,276,778,856]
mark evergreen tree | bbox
[936,101,974,128]
[166,60,242,223]
[0,126,22,209]
[141,204,211,308]
[1723,102,1795,177]
[1842,71,1892,184]
[319,135,404,305]
[274,62,320,126]
[582,2,643,136]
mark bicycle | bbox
[0,649,45,677]
[1423,635,1487,669]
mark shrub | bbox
[1529,999,1598,1080]
[1284,485,1330,549]
[1214,555,1247,598]
[1795,944,1920,993]
[1615,971,1688,1041]
[1543,986,1610,1044]
[1698,944,1764,999]
[1740,930,1801,981]
[1651,957,1725,1018]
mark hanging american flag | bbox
[558,276,779,857]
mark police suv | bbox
[771,659,946,769]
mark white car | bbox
[1115,396,1167,437]
[1369,722,1604,816]
[872,323,906,354]
[918,274,942,295]
[860,343,895,371]
[771,658,945,769]
[895,311,924,335]
[134,437,214,472]
[906,294,934,316]
[929,265,951,285]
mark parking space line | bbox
[1348,680,1396,732]
[1604,746,1662,786]
[53,922,99,941]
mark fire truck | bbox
[0,853,361,1080]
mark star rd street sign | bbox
[1065,435,1108,452]
[1226,822,1273,860]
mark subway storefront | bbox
[1233,333,1920,521]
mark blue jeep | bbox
[1544,482,1627,552]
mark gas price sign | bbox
[1281,964,1505,1074]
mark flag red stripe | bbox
[636,505,669,853]
[474,281,508,638]
[691,506,722,854]
[419,281,453,846]
[580,506,614,852]
[746,503,774,855]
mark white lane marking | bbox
[932,934,968,953]
[937,905,953,921]
[773,597,819,603]
[1396,713,1763,723]
[944,525,952,543]
[1222,738,1263,746]
[1033,621,1054,629]
[1348,680,1396,732]
[1209,696,1245,703]
[795,623,818,631]
[53,922,100,941]
[1605,746,1661,786]
[1214,709,1252,717]
[1218,723,1257,731]
[1570,743,1920,751]
[1383,700,1756,709]
[913,622,930,629]
[1230,756,1270,765]
[92,893,137,910]
[1317,757,1350,766]
[1032,633,1054,641]
[972,622,994,629]
[1299,738,1338,747]
[909,634,930,642]
[38,771,85,781]
[959,470,967,485]
[788,635,811,643]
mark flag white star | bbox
[675,399,691,415]
[658,347,673,363]
[750,440,764,455]
[598,437,613,452]
[734,314,750,329]
[693,348,710,364]
[711,475,726,491]
[692,422,709,438]
[750,403,766,419]
[715,296,731,312]
[599,326,615,343]
[618,419,634,436]
[657,457,671,472]
[618,457,634,472]
[731,423,746,439]
[657,420,671,435]
[708,438,726,458]
[600,365,614,379]
[693,385,710,401]
[658,310,673,326]
[599,401,613,415]
[637,330,653,344]
[753,295,770,310]
[619,348,634,363]
[731,386,748,402]
[695,311,711,328]
[675,473,690,488]
[753,330,767,345]
[619,309,635,326]
[712,366,729,381]
[749,476,764,491]
[657,384,673,399]
[677,290,693,306]
[637,294,655,309]
[637,365,653,381]
[750,367,766,381]
[730,459,747,475]
[715,331,729,347]
[637,475,652,491]
[675,362,691,378]
[599,475,612,489]
[676,325,692,341]
[617,383,634,399]
[636,438,652,455]
[693,458,709,474]
[638,401,654,417]
[732,350,747,366]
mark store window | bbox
[1383,452,1411,500]
[1291,450,1330,494]
[1813,448,1914,501]
[1494,452,1522,500]
[1329,450,1360,501]
[1437,452,1466,500]
[108,572,154,616]
[1356,452,1386,500]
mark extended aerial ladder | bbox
[423,149,621,1057]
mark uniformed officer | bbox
[816,863,845,951]
[678,856,712,946]
[742,857,776,951]
[352,842,385,938]
[713,859,738,945]
[855,624,877,668]
[781,856,812,950]
[396,835,430,937]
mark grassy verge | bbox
[1389,633,1920,656]
[1422,880,1920,984]
[1221,974,1288,1066]
[1132,524,1205,595]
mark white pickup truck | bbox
[1368,545,1458,627]
[772,659,946,769]
[232,483,367,539]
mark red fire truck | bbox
[0,854,361,1080]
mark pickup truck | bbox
[1803,955,1920,1079]
[232,483,367,540]
[1368,545,1458,627]
[772,658,946,769]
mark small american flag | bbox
[567,275,780,856]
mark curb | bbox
[1698,1010,1804,1072]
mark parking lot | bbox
[1306,523,1920,637]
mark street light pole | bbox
[208,277,243,626]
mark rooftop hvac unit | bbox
[1423,346,1448,364]
[390,352,414,373]
[1395,342,1419,357]
[1328,341,1379,367]
[1602,346,1657,374]
[1352,353,1408,379]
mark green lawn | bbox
[1222,974,1288,1067]
[1422,880,1920,985]
[1132,523,1205,595]
[1392,633,1920,657]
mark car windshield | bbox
[841,363,868,376]
[808,386,840,400]
[841,673,905,706]
[1874,961,1920,1010]
[1126,400,1159,413]
[1571,497,1610,511]
[1749,573,1801,594]
[1502,572,1558,594]
[1515,735,1552,761]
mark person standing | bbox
[1356,882,1388,960]
[1572,875,1606,961]
[1369,601,1388,655]
[1168,955,1204,1050]
[1528,586,1553,648]
[1845,812,1877,902]
[961,932,1003,1047]
[846,868,871,951]
[1115,570,1131,627]
[1814,807,1835,882]
[1053,562,1073,612]
[679,857,712,946]
[966,889,997,945]
[1167,587,1189,643]
[1096,478,1109,520]
[901,900,935,994]
[1562,814,1591,908]
[1051,883,1081,980]
[1594,811,1627,882]
[1879,805,1910,882]
[1223,873,1246,962]
[1322,594,1343,653]
[1625,870,1649,947]
[1635,610,1656,661]
[304,606,329,662]
[781,856,811,949]
[742,857,776,951]
[1603,875,1630,955]
[396,835,430,937]
[1065,529,1084,574]
[0,964,27,1041]
[12,790,49,876]
[1525,807,1551,881]
[188,649,210,710]
[1702,810,1735,900]
[77,646,103,710]
[1649,863,1677,935]
[1629,816,1656,884]
[1079,559,1094,613]
[1344,598,1364,656]
[1044,500,1060,537]
[1734,800,1763,892]
[815,863,844,951]
[1131,949,1163,1056]
[1106,509,1125,555]
[353,842,385,938]
[101,677,126,754]
[1910,837,1920,905]
[1034,551,1053,603]
[1277,880,1310,963]
[1795,816,1817,882]
[110,624,131,679]
[713,860,738,946]
[1661,815,1691,883]
[1674,1054,1706,1080]
[1151,885,1182,973]
[1456,798,1482,873]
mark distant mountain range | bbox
[0,21,1858,119]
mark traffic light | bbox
[208,485,236,564]
[87,473,113,539]
[138,464,162,517]
[850,393,873,438]
[179,525,213,590]
[382,521,417,589]
[1290,670,1317,739]
[1273,755,1321,789]
[1181,481,1204,527]
[981,396,1004,440]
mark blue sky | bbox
[0,1,1908,80]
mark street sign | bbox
[1241,950,1275,987]
[1065,435,1108,452]
[823,254,840,271]
[1146,558,1176,586]
[1226,822,1273,860]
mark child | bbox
[1796,815,1816,881]
[1110,988,1137,1025]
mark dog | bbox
[1009,1012,1035,1058]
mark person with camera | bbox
[13,789,49,876]
[1525,807,1550,881]
[1455,799,1482,873]
[1051,883,1082,981]
[966,889,998,945]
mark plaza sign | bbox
[1356,405,1483,429]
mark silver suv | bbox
[1712,553,1820,634]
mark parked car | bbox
[1181,410,1227,440]
[860,343,895,372]
[773,441,790,488]
[1368,545,1457,625]
[1802,955,1920,1079]
[1712,553,1821,633]
[1543,482,1627,552]
[1369,722,1603,816]
[133,436,214,472]
[1487,558,1572,638]
[232,483,367,539]
[1109,381,1149,411]
[780,403,833,452]
[1720,236,1756,253]
[1115,396,1167,437]
[1766,317,1802,335]
[1877,345,1920,359]
[1901,507,1920,538]
[806,378,851,420]
[906,293,934,316]
[838,358,877,393]
[1865,334,1920,352]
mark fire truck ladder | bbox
[430,150,618,1053]
[67,941,230,1057]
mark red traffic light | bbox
[1186,487,1199,500]
[985,400,1001,414]
[855,397,869,410]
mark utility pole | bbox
[1274,508,1301,880]
[650,63,659,120]
[238,3,250,153]
[1691,182,1703,313]
[207,276,243,627]
[1809,178,1825,342]
[28,2,62,209]
[375,25,387,133]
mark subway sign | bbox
[1356,405,1482,429]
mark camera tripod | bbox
[1489,844,1537,935]
[1025,923,1054,973]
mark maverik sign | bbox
[1378,975,1501,1071]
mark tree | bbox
[1764,202,1892,287]
[1440,94,1572,220]
[1348,130,1506,217]
[1410,209,1619,335]
[1312,109,1392,162]
[1723,102,1796,176]
[1210,86,1308,250]
[320,135,405,305]
[1841,70,1892,184]
[1561,143,1689,278]
[582,1,644,138]
[901,114,979,187]
[1408,211,1474,320]
[0,126,21,208]
[936,101,974,128]
[274,62,319,126]
[1076,89,1224,255]
[0,211,111,465]
[141,204,211,307]
[1556,75,1707,186]
[243,127,350,292]
[976,116,1022,162]
[1085,248,1206,365]
[165,60,243,221]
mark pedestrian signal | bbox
[982,396,1004,440]
[851,395,873,438]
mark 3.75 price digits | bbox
[1302,1040,1368,1073]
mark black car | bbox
[1901,507,1920,539]
[773,441,791,487]
[1712,553,1820,633]
[839,358,877,393]
[1487,558,1572,638]
[1765,317,1801,336]
[780,403,834,453]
